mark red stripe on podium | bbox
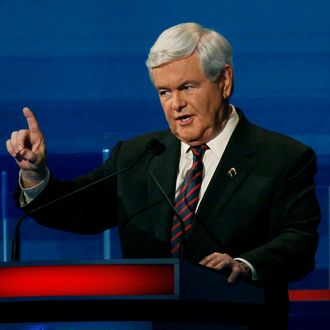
[289,289,330,301]
[0,264,175,298]
[1,264,328,302]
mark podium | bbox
[0,259,265,329]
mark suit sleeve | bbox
[14,141,123,234]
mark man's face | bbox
[152,53,232,146]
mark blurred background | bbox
[0,0,329,329]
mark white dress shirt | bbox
[175,104,239,209]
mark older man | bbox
[7,22,320,329]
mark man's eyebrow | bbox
[156,80,199,90]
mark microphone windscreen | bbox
[146,138,166,156]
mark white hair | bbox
[146,22,233,83]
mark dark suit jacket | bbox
[18,109,320,325]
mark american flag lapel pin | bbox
[227,167,237,178]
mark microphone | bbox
[11,138,165,262]
[147,170,186,260]
[146,138,165,156]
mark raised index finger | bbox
[22,107,41,133]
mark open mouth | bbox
[177,115,192,122]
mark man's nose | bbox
[172,91,186,111]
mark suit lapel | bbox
[197,111,259,225]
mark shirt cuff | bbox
[234,257,260,280]
[19,169,50,205]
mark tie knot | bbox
[190,144,208,159]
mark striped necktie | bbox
[171,144,208,257]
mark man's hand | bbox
[199,252,251,283]
[6,107,48,187]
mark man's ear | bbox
[219,64,233,99]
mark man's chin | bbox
[175,134,204,146]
